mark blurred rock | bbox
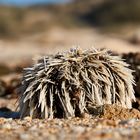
[6,77,21,98]
[0,98,17,111]
[130,31,140,45]
[0,76,21,98]
[0,80,7,97]
[0,64,11,76]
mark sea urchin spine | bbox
[19,48,135,119]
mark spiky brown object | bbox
[19,48,135,119]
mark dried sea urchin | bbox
[19,48,135,119]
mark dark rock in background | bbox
[0,77,21,98]
[0,80,7,97]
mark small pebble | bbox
[1,123,12,130]
[20,134,30,140]
[72,126,86,134]
[23,116,32,121]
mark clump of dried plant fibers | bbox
[19,48,135,119]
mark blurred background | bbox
[0,0,140,112]
[0,0,140,65]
